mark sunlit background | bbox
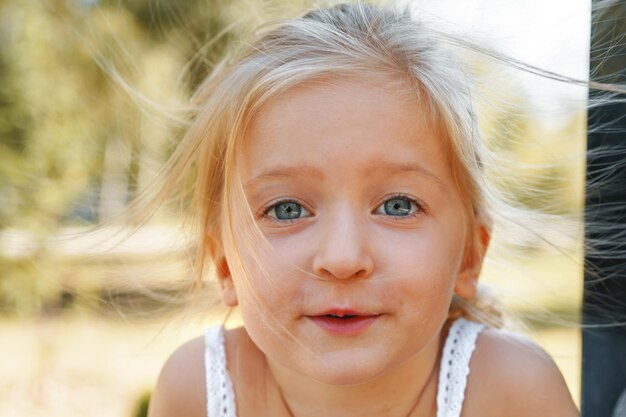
[0,0,589,416]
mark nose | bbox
[311,206,374,280]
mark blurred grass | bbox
[0,313,213,417]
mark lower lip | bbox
[307,315,380,336]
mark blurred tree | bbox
[0,0,236,314]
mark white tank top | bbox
[204,317,484,417]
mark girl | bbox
[146,3,579,416]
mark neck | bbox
[265,334,443,417]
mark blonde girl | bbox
[147,3,579,416]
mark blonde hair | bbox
[147,2,504,326]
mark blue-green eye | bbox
[375,196,419,217]
[266,201,311,221]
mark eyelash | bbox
[261,199,310,224]
[261,194,425,223]
[376,193,425,220]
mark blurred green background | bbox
[0,0,586,416]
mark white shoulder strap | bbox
[436,318,485,417]
[204,326,237,417]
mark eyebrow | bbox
[370,159,446,190]
[244,165,324,188]
[244,159,445,190]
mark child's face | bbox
[220,76,481,385]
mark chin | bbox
[303,349,395,386]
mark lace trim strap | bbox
[436,318,485,417]
[204,326,237,417]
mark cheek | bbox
[228,237,305,314]
[226,243,307,360]
[373,221,466,307]
[376,222,465,277]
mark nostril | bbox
[319,268,367,280]
[354,269,367,279]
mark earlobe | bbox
[454,272,478,299]
[216,257,238,307]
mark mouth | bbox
[307,310,381,336]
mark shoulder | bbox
[462,326,579,417]
[148,335,207,417]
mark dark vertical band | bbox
[583,2,626,417]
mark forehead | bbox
[239,76,452,184]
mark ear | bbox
[215,256,238,307]
[455,220,491,299]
